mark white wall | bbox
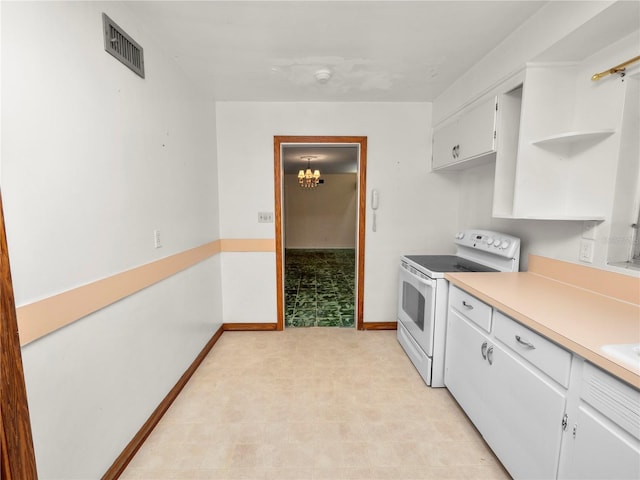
[435,1,640,275]
[1,2,221,477]
[284,173,358,249]
[20,257,221,478]
[216,102,460,324]
[456,163,586,271]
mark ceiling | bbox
[125,1,548,103]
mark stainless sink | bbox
[601,343,640,370]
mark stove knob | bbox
[458,232,465,239]
[486,237,494,245]
[494,240,502,248]
[501,240,510,250]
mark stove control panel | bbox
[455,229,520,259]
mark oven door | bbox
[397,264,437,356]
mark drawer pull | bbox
[487,346,494,365]
[481,341,488,360]
[462,301,474,310]
[515,335,536,349]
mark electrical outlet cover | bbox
[579,239,594,263]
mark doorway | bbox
[274,136,367,331]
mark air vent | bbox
[102,13,145,78]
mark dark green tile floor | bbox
[284,249,355,328]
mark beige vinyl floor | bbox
[121,328,511,480]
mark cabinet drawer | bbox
[494,310,571,388]
[449,285,492,332]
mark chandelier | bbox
[297,156,321,188]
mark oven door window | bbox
[402,281,425,331]
[398,267,437,356]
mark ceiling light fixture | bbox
[298,156,321,188]
[314,68,332,84]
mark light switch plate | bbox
[258,212,274,223]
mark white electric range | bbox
[397,229,521,387]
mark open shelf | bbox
[531,129,614,147]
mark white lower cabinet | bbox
[445,306,566,479]
[561,404,640,480]
[482,338,566,480]
[559,362,640,480]
[445,285,640,480]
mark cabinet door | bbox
[445,308,567,480]
[432,96,497,171]
[457,96,497,161]
[432,117,460,170]
[444,309,493,433]
[564,404,640,480]
[484,341,567,480]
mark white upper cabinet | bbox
[431,2,638,220]
[489,12,640,221]
[432,96,497,171]
[492,62,621,220]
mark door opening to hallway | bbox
[274,136,367,330]
[282,145,358,328]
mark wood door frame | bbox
[274,136,367,330]
[0,191,38,478]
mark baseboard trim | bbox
[222,322,278,331]
[362,321,397,330]
[101,325,224,480]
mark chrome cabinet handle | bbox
[487,346,494,365]
[462,301,473,310]
[515,335,536,349]
[481,341,488,360]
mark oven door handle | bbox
[400,266,436,289]
[413,275,435,289]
